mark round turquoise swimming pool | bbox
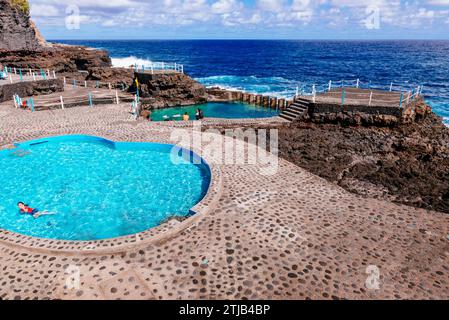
[150,101,280,121]
[0,135,211,241]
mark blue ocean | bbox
[55,40,449,125]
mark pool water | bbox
[150,102,280,121]
[0,135,211,241]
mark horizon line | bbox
[48,38,449,42]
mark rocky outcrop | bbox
[86,67,134,89]
[276,112,449,213]
[0,1,110,73]
[133,73,208,108]
[0,44,111,73]
[0,0,47,51]
[0,78,63,102]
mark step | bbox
[295,97,312,104]
[279,113,295,121]
[282,110,301,117]
[286,108,305,115]
[291,101,309,108]
[289,105,307,112]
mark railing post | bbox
[369,91,373,106]
[108,83,111,90]
[296,86,299,97]
[84,80,87,88]
[33,73,36,81]
[30,98,35,112]
[342,89,346,106]
[328,80,332,91]
[60,96,65,109]
[13,67,16,74]
[89,93,93,107]
[356,79,360,88]
[53,70,57,79]
[9,74,13,84]
[390,82,393,92]
[399,92,404,108]
[19,69,23,82]
[13,94,18,108]
[63,76,66,84]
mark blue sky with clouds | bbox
[29,0,449,40]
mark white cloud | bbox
[258,0,286,12]
[30,4,59,17]
[27,0,449,32]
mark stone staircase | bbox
[279,97,310,121]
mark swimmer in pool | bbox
[17,202,56,219]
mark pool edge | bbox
[0,134,223,255]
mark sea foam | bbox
[111,56,153,68]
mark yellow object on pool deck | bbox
[182,114,190,121]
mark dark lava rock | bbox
[277,112,449,213]
[133,73,208,109]
[0,0,46,51]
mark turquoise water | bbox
[150,102,279,121]
[0,135,211,241]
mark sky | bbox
[28,0,449,40]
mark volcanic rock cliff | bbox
[0,0,111,72]
[0,0,46,51]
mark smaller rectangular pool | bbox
[150,102,280,121]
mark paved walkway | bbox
[0,102,448,300]
[303,87,405,108]
[0,73,50,86]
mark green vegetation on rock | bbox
[10,0,30,15]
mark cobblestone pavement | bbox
[0,102,448,300]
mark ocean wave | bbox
[195,75,298,98]
[111,56,153,68]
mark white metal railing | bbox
[295,78,424,108]
[131,62,184,74]
[2,65,57,83]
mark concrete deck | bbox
[0,102,448,300]
[0,73,49,86]
[15,84,135,110]
[303,87,406,108]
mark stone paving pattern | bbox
[0,102,448,300]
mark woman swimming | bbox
[17,202,56,219]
